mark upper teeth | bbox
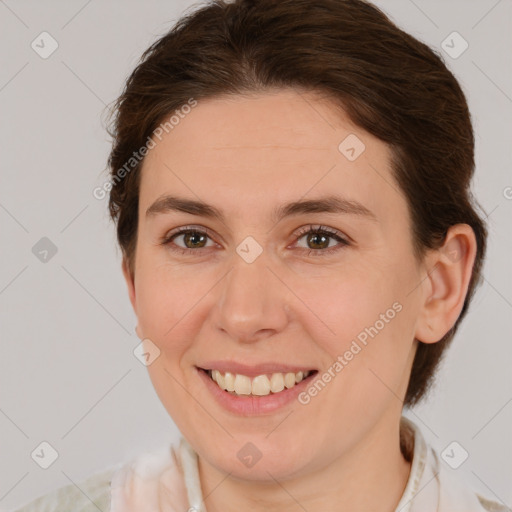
[209,370,312,396]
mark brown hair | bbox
[106,0,487,407]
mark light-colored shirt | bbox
[13,416,511,512]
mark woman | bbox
[14,0,510,510]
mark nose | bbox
[212,252,290,344]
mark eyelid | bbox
[161,224,219,243]
[292,224,350,243]
[160,223,350,256]
[162,224,348,242]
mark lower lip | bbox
[196,367,318,416]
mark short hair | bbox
[106,0,488,407]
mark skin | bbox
[122,88,477,512]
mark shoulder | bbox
[434,450,511,512]
[12,464,120,512]
[400,417,511,512]
[476,494,512,512]
[434,451,511,512]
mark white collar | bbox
[397,416,488,512]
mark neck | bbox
[197,415,412,512]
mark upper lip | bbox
[197,361,318,378]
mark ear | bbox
[122,257,137,315]
[414,224,477,344]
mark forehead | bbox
[150,89,373,155]
[139,89,404,224]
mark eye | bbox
[293,225,349,256]
[159,225,217,255]
[159,224,350,257]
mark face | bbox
[124,89,426,481]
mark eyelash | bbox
[159,224,350,257]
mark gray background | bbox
[1,0,511,510]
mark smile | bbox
[207,369,315,396]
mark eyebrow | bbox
[145,194,377,223]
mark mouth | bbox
[197,367,319,397]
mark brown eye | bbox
[304,232,330,250]
[160,226,217,255]
[180,231,208,249]
[294,225,349,256]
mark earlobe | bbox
[414,224,477,344]
[122,257,137,314]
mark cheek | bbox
[133,267,202,426]
[295,264,416,394]
[292,267,400,343]
[135,262,207,340]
